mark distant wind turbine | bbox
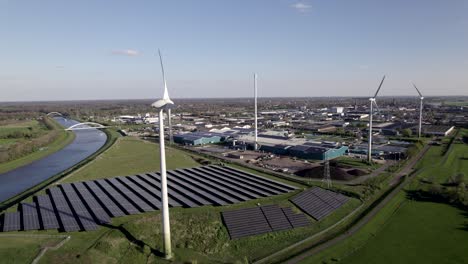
[254,73,258,151]
[367,75,386,163]
[151,49,173,259]
[412,83,424,138]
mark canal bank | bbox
[0,117,108,204]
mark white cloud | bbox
[111,49,139,56]
[291,2,311,13]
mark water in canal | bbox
[0,117,107,202]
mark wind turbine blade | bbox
[158,49,170,100]
[373,75,386,98]
[412,83,423,97]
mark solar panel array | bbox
[222,205,311,239]
[290,187,349,221]
[1,165,296,233]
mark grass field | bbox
[444,101,468,107]
[415,129,468,184]
[335,156,380,170]
[61,136,200,183]
[0,236,63,264]
[299,129,468,264]
[34,194,360,264]
[341,201,468,264]
[0,136,364,263]
[0,119,75,174]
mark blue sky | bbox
[1,0,467,101]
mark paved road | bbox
[284,145,431,264]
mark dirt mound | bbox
[295,165,356,181]
[346,168,369,176]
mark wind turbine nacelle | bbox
[151,99,175,109]
[369,98,376,102]
[420,97,424,100]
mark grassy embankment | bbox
[0,236,64,264]
[301,129,468,264]
[0,119,75,174]
[0,136,362,264]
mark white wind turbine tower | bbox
[151,49,173,259]
[412,83,424,138]
[367,75,386,163]
[254,73,258,151]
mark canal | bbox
[0,117,107,202]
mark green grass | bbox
[34,194,360,264]
[0,121,75,174]
[61,136,200,183]
[0,138,17,146]
[299,130,468,264]
[335,156,379,170]
[444,101,468,107]
[415,129,468,184]
[0,135,364,263]
[0,120,45,139]
[0,236,63,264]
[341,201,468,264]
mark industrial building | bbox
[287,143,348,160]
[422,125,455,136]
[173,132,224,145]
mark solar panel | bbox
[95,179,140,215]
[222,207,272,239]
[184,168,256,200]
[2,212,20,232]
[48,187,81,232]
[21,202,40,231]
[1,165,302,233]
[36,195,59,230]
[192,167,267,198]
[60,183,98,231]
[138,173,200,208]
[173,169,245,203]
[210,165,296,193]
[73,182,111,224]
[201,166,275,196]
[107,178,154,212]
[128,174,186,208]
[290,187,349,221]
[84,181,125,217]
[282,207,311,228]
[166,171,229,205]
[261,205,292,231]
[117,176,163,209]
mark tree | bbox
[455,173,465,185]
[402,128,413,137]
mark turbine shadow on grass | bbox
[101,223,164,257]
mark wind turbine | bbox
[151,49,173,259]
[254,73,258,151]
[367,75,386,163]
[412,83,424,138]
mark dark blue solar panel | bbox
[36,195,59,230]
[48,187,80,232]
[2,212,21,232]
[61,183,98,231]
[21,202,40,231]
[73,182,111,224]
[84,181,125,217]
